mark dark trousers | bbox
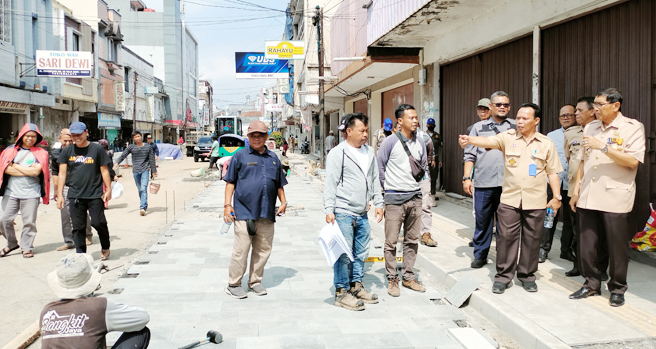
[112,326,151,349]
[577,208,628,294]
[473,187,502,260]
[209,156,219,170]
[69,198,110,253]
[495,203,546,284]
[540,186,574,254]
[429,165,439,195]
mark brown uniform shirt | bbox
[564,125,584,197]
[576,113,645,213]
[487,129,563,210]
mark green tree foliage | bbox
[270,131,284,147]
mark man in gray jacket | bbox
[324,112,384,311]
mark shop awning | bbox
[98,113,121,129]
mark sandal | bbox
[22,251,34,258]
[0,246,19,257]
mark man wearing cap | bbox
[41,253,151,348]
[425,118,442,205]
[56,122,113,260]
[463,92,516,268]
[325,130,336,155]
[223,120,288,299]
[373,118,394,155]
[146,134,159,160]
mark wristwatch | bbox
[555,195,563,201]
[462,176,471,181]
[601,145,609,153]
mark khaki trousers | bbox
[495,203,546,284]
[228,218,275,287]
[420,179,433,235]
[384,197,422,281]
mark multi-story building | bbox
[123,45,161,140]
[198,79,213,130]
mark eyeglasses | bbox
[248,133,267,139]
[559,114,575,119]
[592,102,611,109]
[493,103,510,108]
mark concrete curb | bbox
[1,321,39,349]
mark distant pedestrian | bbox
[56,122,113,260]
[99,139,118,209]
[373,118,393,155]
[324,112,384,311]
[425,118,442,206]
[208,135,220,170]
[377,104,428,297]
[41,253,151,348]
[114,131,157,216]
[282,139,288,157]
[51,128,93,251]
[146,135,159,160]
[289,135,295,153]
[325,130,336,155]
[416,127,437,247]
[223,120,288,299]
[0,123,50,258]
[7,131,16,145]
[178,136,184,145]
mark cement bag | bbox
[631,203,656,252]
[111,181,124,200]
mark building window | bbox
[124,67,130,92]
[0,0,10,43]
[72,33,80,51]
[189,74,196,96]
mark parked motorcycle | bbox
[301,140,310,154]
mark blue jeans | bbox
[473,187,502,260]
[333,212,371,290]
[133,171,149,210]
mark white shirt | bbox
[347,143,370,174]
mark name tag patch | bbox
[247,162,257,166]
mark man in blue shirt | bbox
[223,120,288,299]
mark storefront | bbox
[97,113,122,143]
[0,101,31,149]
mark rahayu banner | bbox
[235,52,289,79]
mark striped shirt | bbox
[116,144,156,174]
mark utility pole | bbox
[313,5,325,168]
[133,71,138,127]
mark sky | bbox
[146,0,290,109]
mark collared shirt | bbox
[576,113,645,213]
[564,125,584,197]
[487,129,563,210]
[464,118,517,188]
[546,127,569,190]
[223,146,288,222]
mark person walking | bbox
[41,253,151,348]
[282,139,288,157]
[463,92,516,268]
[114,131,157,216]
[569,88,645,307]
[325,130,336,155]
[208,135,220,170]
[377,104,428,297]
[56,122,113,259]
[373,118,393,155]
[459,103,563,294]
[289,135,295,153]
[425,118,442,206]
[146,135,159,160]
[324,112,384,311]
[223,120,288,299]
[51,129,93,251]
[0,123,51,258]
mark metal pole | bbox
[315,6,325,168]
[133,72,138,126]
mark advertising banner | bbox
[203,108,210,126]
[97,113,121,129]
[146,95,155,121]
[265,40,305,60]
[115,82,125,111]
[235,52,289,79]
[265,104,283,112]
[36,50,92,77]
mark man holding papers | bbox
[324,112,384,311]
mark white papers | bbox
[318,223,353,266]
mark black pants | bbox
[112,327,151,349]
[208,156,219,170]
[429,165,439,195]
[69,198,110,253]
[577,208,627,294]
[540,186,574,254]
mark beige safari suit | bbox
[487,129,563,284]
[575,113,645,294]
[564,125,584,197]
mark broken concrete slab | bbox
[448,327,496,349]
[445,274,479,308]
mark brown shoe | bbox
[402,279,426,293]
[100,249,110,261]
[56,244,73,251]
[350,282,379,304]
[86,238,93,246]
[421,233,438,247]
[334,288,365,311]
[388,279,400,297]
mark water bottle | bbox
[220,212,235,235]
[543,208,555,228]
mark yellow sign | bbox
[265,40,305,60]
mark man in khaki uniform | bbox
[569,88,645,307]
[459,103,563,294]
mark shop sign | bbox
[0,101,29,114]
[98,113,121,129]
[265,41,305,60]
[115,82,125,111]
[203,108,210,126]
[235,52,289,79]
[146,95,155,121]
[265,104,283,112]
[36,50,92,77]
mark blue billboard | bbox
[235,52,289,79]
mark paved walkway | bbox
[104,176,495,349]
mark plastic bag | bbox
[111,181,124,200]
[631,203,656,252]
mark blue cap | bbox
[383,118,393,131]
[69,122,87,134]
[426,118,435,125]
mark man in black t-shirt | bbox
[56,122,112,259]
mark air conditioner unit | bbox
[279,85,290,94]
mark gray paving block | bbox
[447,328,496,349]
[445,275,480,308]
